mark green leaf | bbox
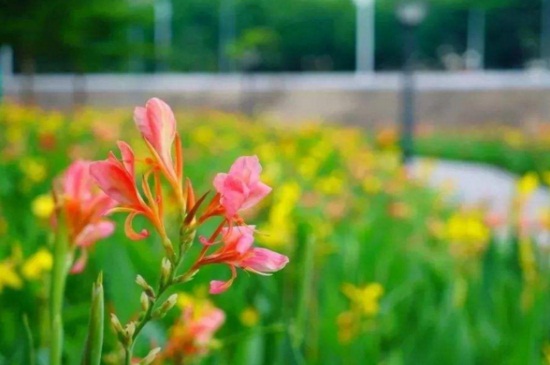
[80,273,104,365]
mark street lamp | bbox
[395,1,427,164]
[353,0,376,73]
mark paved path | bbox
[411,158,550,223]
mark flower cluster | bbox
[337,283,384,344]
[86,97,288,361]
[90,98,288,293]
[162,294,225,362]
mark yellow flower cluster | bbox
[445,209,490,259]
[337,283,384,343]
[0,248,52,293]
[260,182,301,249]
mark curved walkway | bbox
[412,158,550,222]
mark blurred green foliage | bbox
[0,0,544,73]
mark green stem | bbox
[50,218,71,365]
[122,228,196,363]
[124,347,132,365]
[294,234,315,349]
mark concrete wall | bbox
[4,72,550,126]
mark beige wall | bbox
[5,72,550,127]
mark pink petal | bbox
[209,280,232,294]
[134,98,176,169]
[218,175,247,217]
[209,266,237,294]
[222,225,255,253]
[74,221,115,247]
[90,160,141,206]
[242,248,289,273]
[64,160,92,200]
[117,141,135,177]
[213,173,228,193]
[192,309,226,343]
[241,181,272,210]
[229,156,262,185]
[70,250,88,274]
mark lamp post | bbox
[396,1,427,164]
[354,0,376,73]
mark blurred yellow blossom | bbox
[517,172,539,197]
[32,194,55,219]
[261,182,301,248]
[362,176,382,194]
[503,128,525,147]
[342,282,384,316]
[240,307,260,327]
[297,157,320,180]
[22,249,53,280]
[338,282,383,344]
[447,210,489,242]
[19,158,47,184]
[314,174,344,195]
[0,261,22,292]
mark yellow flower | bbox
[362,176,382,194]
[19,158,47,184]
[314,174,344,195]
[22,249,53,280]
[297,157,319,180]
[503,128,524,147]
[260,182,301,248]
[32,194,55,219]
[240,307,260,327]
[446,210,490,245]
[0,261,22,292]
[342,282,384,316]
[517,172,539,197]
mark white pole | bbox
[155,0,172,72]
[466,8,485,70]
[355,0,375,73]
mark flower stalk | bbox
[49,206,71,365]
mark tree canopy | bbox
[0,0,544,72]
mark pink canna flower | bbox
[56,160,117,273]
[163,298,225,360]
[213,156,272,219]
[134,98,183,189]
[196,225,289,294]
[90,141,165,241]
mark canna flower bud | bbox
[160,257,172,288]
[139,347,161,365]
[125,321,136,340]
[140,292,150,312]
[136,275,156,299]
[153,293,178,319]
[110,313,128,345]
[110,313,124,334]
